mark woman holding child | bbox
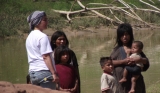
[110,23,150,93]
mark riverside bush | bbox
[0,0,160,37]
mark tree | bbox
[52,0,160,29]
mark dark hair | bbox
[133,41,143,49]
[54,45,71,64]
[50,31,69,50]
[99,57,112,67]
[116,23,134,47]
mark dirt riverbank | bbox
[0,81,69,93]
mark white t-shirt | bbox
[26,30,53,72]
[101,73,117,93]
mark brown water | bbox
[0,29,160,92]
[0,39,28,83]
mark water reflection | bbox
[0,29,160,92]
[0,39,28,83]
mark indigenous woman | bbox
[110,23,150,93]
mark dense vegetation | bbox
[0,0,160,37]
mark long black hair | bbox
[54,45,71,65]
[115,23,134,47]
[50,31,69,50]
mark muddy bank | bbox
[0,81,69,93]
[20,26,157,40]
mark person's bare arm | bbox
[43,53,59,82]
[70,79,78,93]
[139,57,148,64]
[131,57,148,64]
[59,87,70,92]
[112,58,130,66]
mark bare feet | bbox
[119,78,127,83]
[128,89,135,93]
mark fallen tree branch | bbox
[77,0,120,25]
[127,3,160,14]
[135,8,160,14]
[139,0,160,11]
[51,0,160,28]
[109,9,123,23]
[52,9,86,14]
[118,0,143,21]
[86,3,110,6]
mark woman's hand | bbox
[52,73,59,83]
[123,57,136,65]
[123,57,131,65]
[112,57,137,66]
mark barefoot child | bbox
[119,41,144,93]
[54,45,78,93]
[100,57,117,93]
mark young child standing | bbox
[54,45,78,93]
[100,57,117,93]
[119,41,144,93]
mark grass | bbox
[1,0,160,37]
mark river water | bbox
[0,29,160,92]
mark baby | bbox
[119,41,144,93]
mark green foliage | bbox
[51,0,73,10]
[1,0,160,37]
[0,0,57,37]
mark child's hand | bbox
[59,88,71,92]
[70,88,76,93]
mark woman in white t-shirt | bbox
[26,11,59,89]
